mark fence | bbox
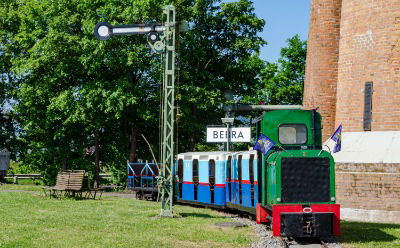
[3,173,112,184]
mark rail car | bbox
[129,109,340,238]
[127,162,159,200]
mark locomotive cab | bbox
[258,109,322,150]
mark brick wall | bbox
[336,163,400,211]
[303,0,342,141]
[335,0,400,132]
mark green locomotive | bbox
[255,109,339,237]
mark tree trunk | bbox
[189,105,196,151]
[129,124,137,162]
[94,130,101,188]
[62,157,67,170]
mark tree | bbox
[0,0,266,182]
[0,0,18,154]
[261,35,307,105]
[176,0,265,152]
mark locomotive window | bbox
[279,124,307,144]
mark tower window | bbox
[364,82,373,131]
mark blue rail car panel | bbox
[198,159,210,204]
[182,159,194,201]
[214,160,226,206]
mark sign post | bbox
[221,118,234,151]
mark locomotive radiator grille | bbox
[281,157,331,203]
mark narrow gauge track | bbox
[279,237,335,248]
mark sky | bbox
[250,0,311,62]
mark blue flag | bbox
[330,125,342,153]
[254,134,275,155]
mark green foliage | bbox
[177,0,266,151]
[0,0,266,182]
[0,0,17,154]
[7,160,38,174]
[261,35,307,105]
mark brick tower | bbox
[303,0,342,141]
[304,0,400,223]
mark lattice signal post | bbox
[94,5,186,217]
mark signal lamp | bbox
[94,22,113,40]
[147,32,159,43]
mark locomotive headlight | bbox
[331,197,336,201]
[277,198,281,202]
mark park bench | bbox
[43,170,103,199]
[42,171,72,198]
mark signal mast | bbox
[94,5,186,217]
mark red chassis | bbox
[256,203,340,237]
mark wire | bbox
[277,144,294,157]
[141,134,160,171]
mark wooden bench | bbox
[42,170,86,198]
[82,178,104,200]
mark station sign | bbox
[206,127,251,143]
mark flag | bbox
[254,134,275,155]
[330,124,342,153]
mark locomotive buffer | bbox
[94,5,187,217]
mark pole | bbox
[159,5,176,217]
[226,123,230,152]
[223,104,302,112]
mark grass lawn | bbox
[1,185,400,248]
[0,185,255,248]
[340,221,400,248]
[0,183,42,191]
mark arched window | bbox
[249,154,255,206]
[238,155,242,204]
[249,155,254,184]
[209,159,215,203]
[193,159,199,200]
[178,159,183,198]
[227,156,232,201]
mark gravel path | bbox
[214,211,341,248]
[101,192,138,199]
